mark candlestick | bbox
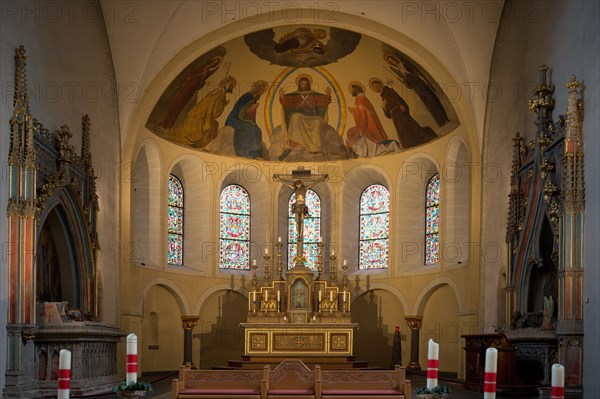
[330,251,337,283]
[251,260,258,292]
[317,242,323,280]
[126,333,138,384]
[263,252,271,282]
[276,242,284,280]
[551,364,565,399]
[57,349,71,399]
[426,339,439,389]
[484,348,498,399]
[342,260,348,292]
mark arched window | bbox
[359,184,389,269]
[167,175,184,266]
[425,173,440,265]
[288,189,321,270]
[220,185,251,269]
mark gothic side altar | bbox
[237,168,359,368]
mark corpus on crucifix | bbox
[274,167,328,268]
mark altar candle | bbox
[253,259,256,266]
[265,247,268,255]
[126,333,138,384]
[277,290,281,302]
[252,291,256,301]
[278,236,281,243]
[318,290,322,302]
[330,291,334,302]
[57,349,71,399]
[331,249,335,257]
[426,339,439,389]
[551,364,565,399]
[343,260,347,266]
[484,348,498,399]
[265,291,269,302]
[343,291,347,302]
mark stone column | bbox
[405,316,423,370]
[181,316,199,368]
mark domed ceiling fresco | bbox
[146,25,459,161]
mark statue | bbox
[274,167,328,267]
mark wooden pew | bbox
[316,366,411,399]
[172,366,266,399]
[263,359,318,399]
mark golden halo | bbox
[348,81,365,93]
[295,73,313,86]
[368,78,384,92]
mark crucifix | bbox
[274,167,328,269]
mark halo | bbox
[348,81,365,93]
[383,52,400,66]
[368,78,384,92]
[295,73,313,86]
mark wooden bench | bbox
[172,366,266,399]
[316,366,411,399]
[263,359,317,399]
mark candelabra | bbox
[264,253,271,282]
[342,261,348,292]
[251,260,258,291]
[276,242,284,280]
[330,252,337,283]
[317,242,323,280]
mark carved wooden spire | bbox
[563,76,585,213]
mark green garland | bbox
[112,381,153,392]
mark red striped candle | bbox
[426,339,439,389]
[126,333,138,384]
[551,364,565,399]
[483,348,498,399]
[57,349,71,399]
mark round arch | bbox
[139,277,191,315]
[352,282,410,315]
[412,276,463,315]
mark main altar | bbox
[237,168,359,368]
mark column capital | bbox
[181,315,200,330]
[404,316,423,330]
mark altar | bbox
[237,168,358,368]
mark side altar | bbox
[236,168,359,369]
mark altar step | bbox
[225,355,369,370]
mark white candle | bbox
[278,236,281,243]
[277,290,281,302]
[484,348,498,399]
[57,349,71,399]
[252,291,256,301]
[126,333,138,384]
[330,291,333,302]
[331,250,335,257]
[318,290,322,302]
[253,259,256,266]
[426,339,439,389]
[343,260,347,266]
[265,247,268,255]
[265,291,269,302]
[343,291,347,302]
[551,364,565,399]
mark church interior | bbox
[1,1,598,398]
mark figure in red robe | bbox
[345,82,399,158]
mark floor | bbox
[85,370,550,399]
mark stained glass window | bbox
[288,189,321,270]
[359,184,389,269]
[167,175,184,266]
[220,185,251,269]
[425,174,440,265]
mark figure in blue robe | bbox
[226,80,268,158]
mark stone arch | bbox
[352,282,410,315]
[139,277,190,315]
[193,283,248,315]
[166,154,214,271]
[339,164,393,273]
[412,276,463,315]
[443,135,472,266]
[131,139,163,267]
[396,154,441,272]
